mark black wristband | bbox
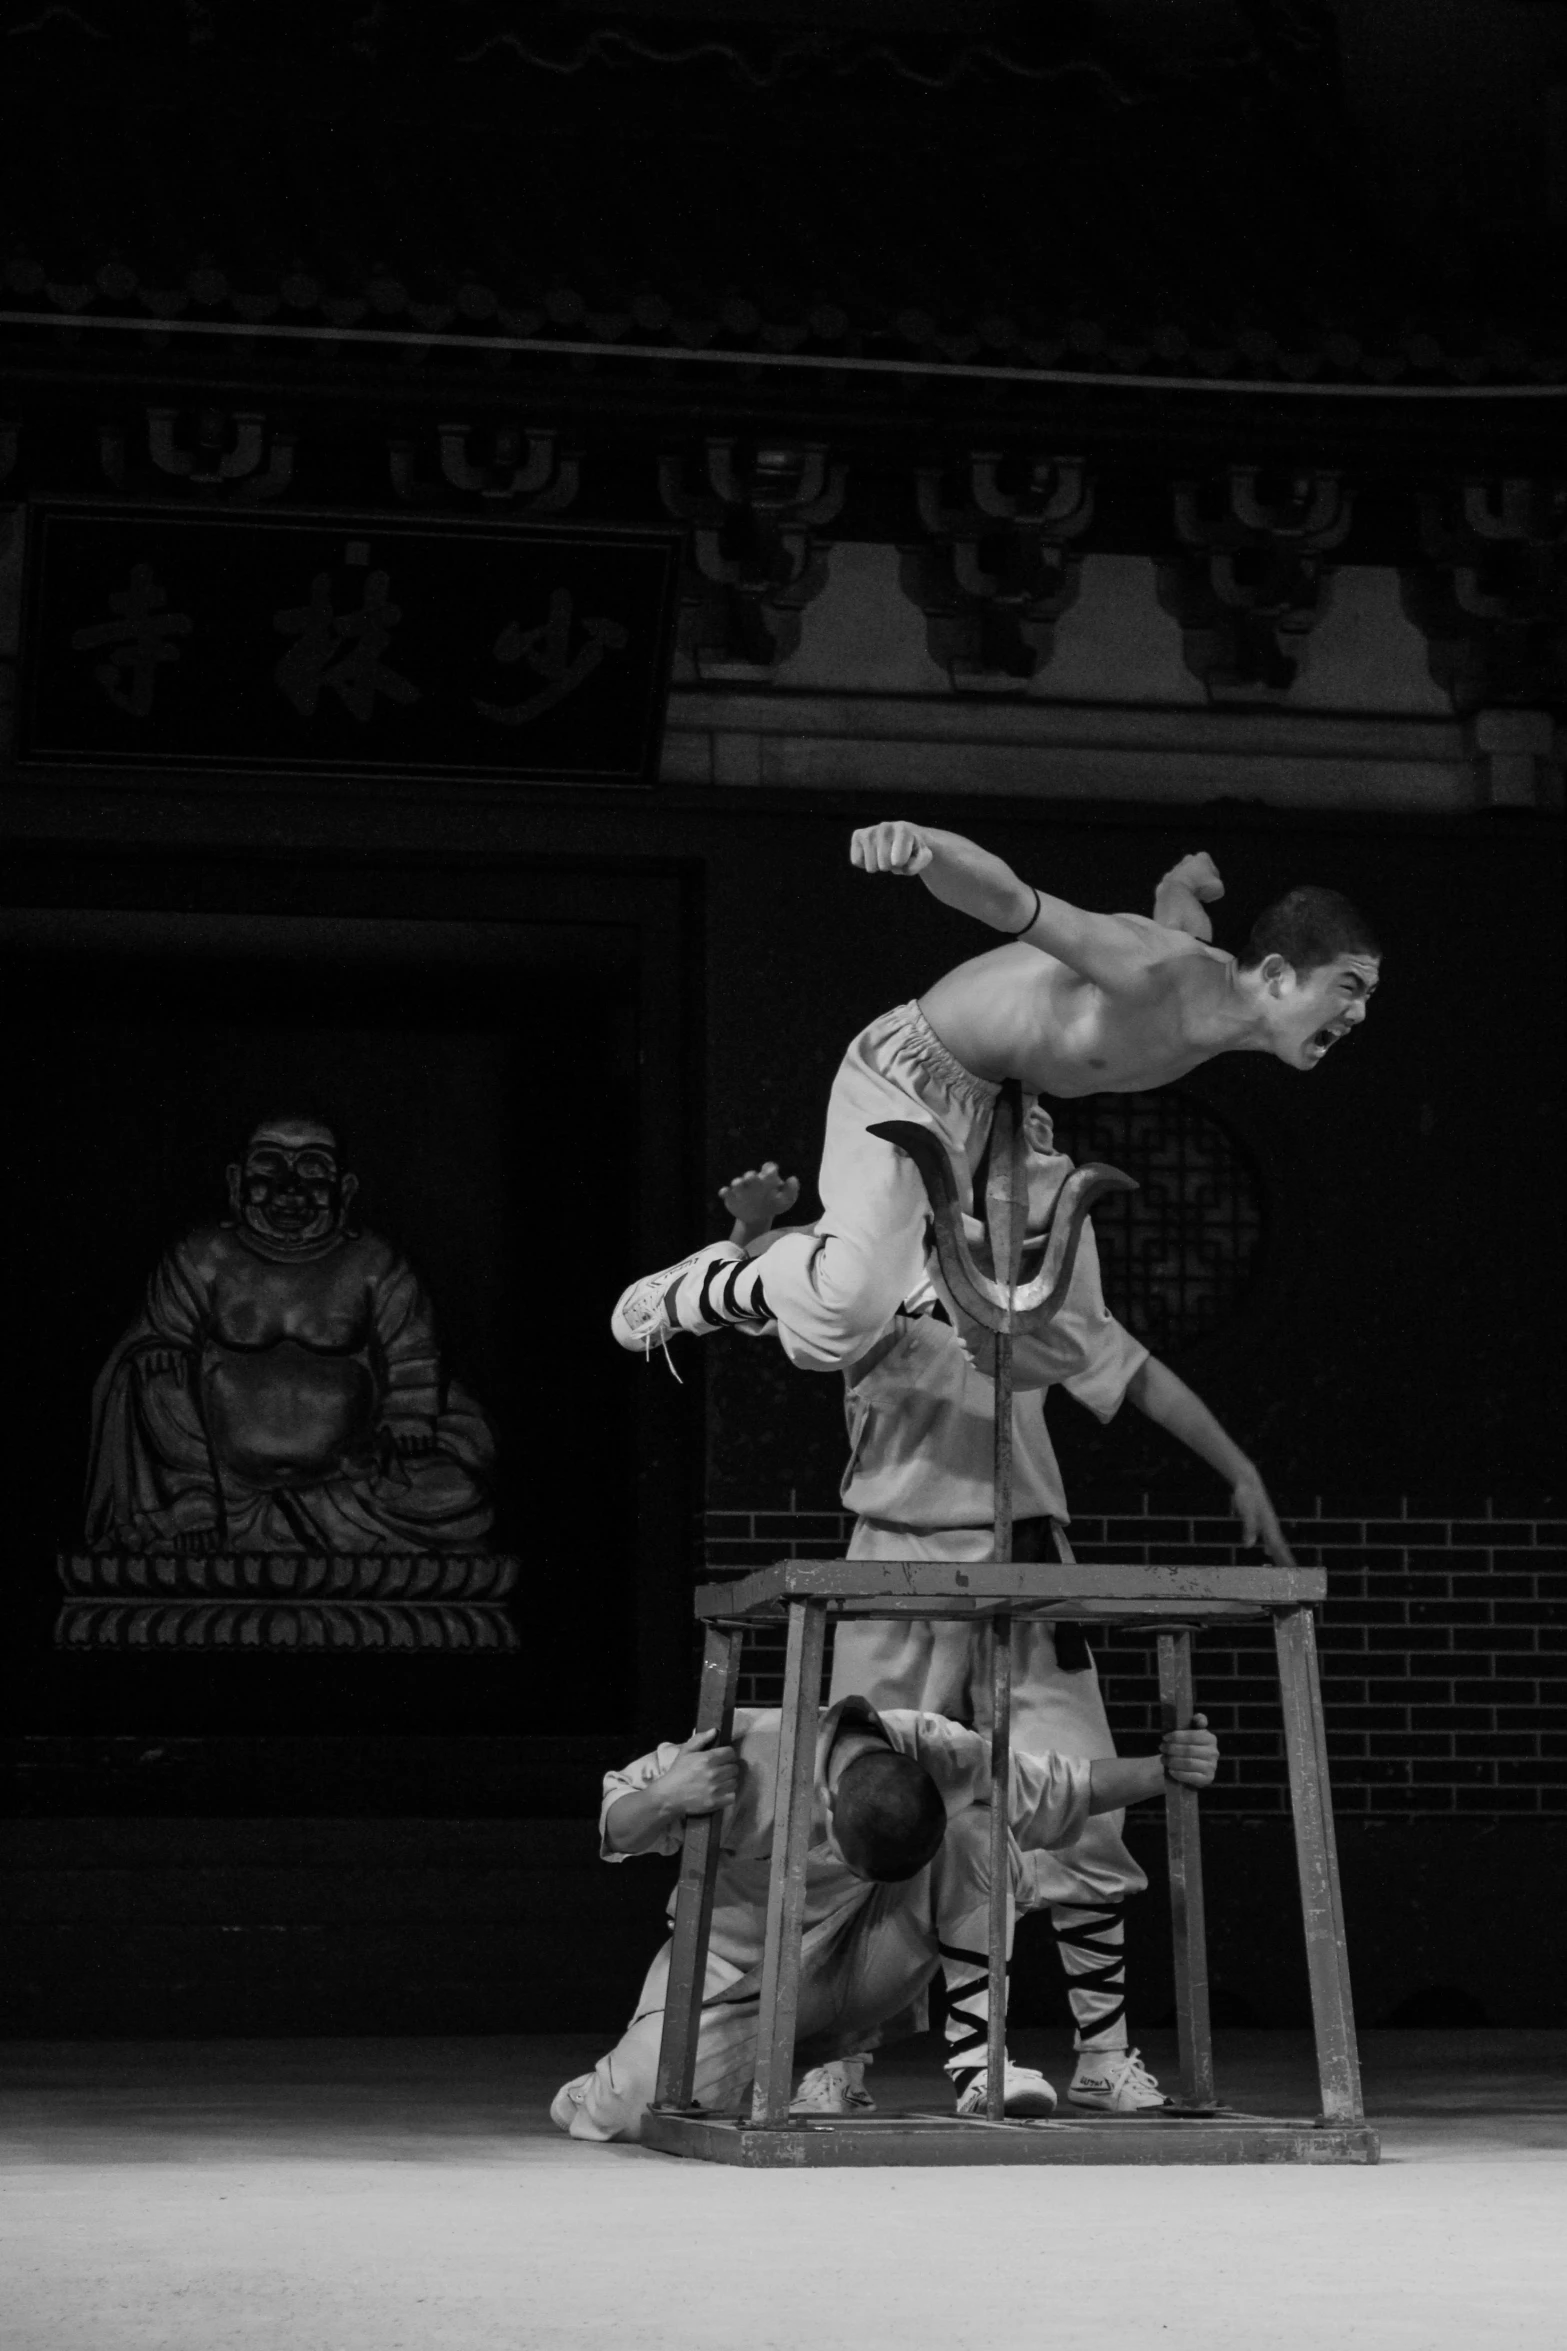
[1009,886,1042,938]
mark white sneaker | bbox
[952,2062,1057,2119]
[790,2058,875,2116]
[549,2072,594,2132]
[1067,2047,1171,2113]
[610,1241,744,1354]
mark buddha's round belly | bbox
[203,1344,378,1485]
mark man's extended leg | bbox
[550,1942,761,2142]
[553,1890,949,2141]
[612,1003,997,1370]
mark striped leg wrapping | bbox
[938,1938,997,2072]
[1049,1902,1129,2052]
[696,1257,771,1330]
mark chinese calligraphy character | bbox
[71,564,193,717]
[273,561,420,722]
[475,587,628,726]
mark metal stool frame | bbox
[644,1085,1375,2165]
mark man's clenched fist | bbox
[1160,1713,1219,1789]
[850,821,934,877]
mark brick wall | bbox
[702,1498,1566,1818]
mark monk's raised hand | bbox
[1166,851,1225,903]
[851,821,934,877]
[720,1162,800,1240]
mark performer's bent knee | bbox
[774,1324,882,1373]
[766,1238,913,1370]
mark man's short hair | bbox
[832,1749,949,1883]
[1238,887,1380,977]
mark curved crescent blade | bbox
[946,1164,1140,1371]
[868,1119,1139,1339]
[1014,1163,1140,1324]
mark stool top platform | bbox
[694,1557,1326,1624]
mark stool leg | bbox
[654,1623,743,2112]
[750,1598,828,2127]
[986,1613,1013,2122]
[1275,1604,1364,2124]
[1157,1629,1216,2110]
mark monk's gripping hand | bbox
[661,1727,742,1818]
[1161,1714,1219,1790]
[850,820,935,878]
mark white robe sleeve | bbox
[598,1741,686,1862]
[887,1709,1096,1848]
[1009,1750,1096,1850]
[1012,1223,1148,1425]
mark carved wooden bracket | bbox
[898,453,1092,691]
[388,422,579,510]
[1399,479,1567,806]
[98,407,296,499]
[658,440,846,679]
[1401,477,1567,708]
[1157,467,1352,698]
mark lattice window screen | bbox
[1048,1091,1264,1355]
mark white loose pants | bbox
[754,1003,998,1370]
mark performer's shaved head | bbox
[1238,887,1380,977]
[831,1748,948,1882]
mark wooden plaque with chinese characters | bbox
[18,504,682,785]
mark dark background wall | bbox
[2,780,1562,2034]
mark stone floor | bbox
[3,2030,1564,2350]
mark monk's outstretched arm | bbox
[1087,1719,1218,1812]
[849,820,1159,992]
[1125,1357,1295,1566]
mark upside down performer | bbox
[550,1698,1219,2141]
[613,837,1380,1371]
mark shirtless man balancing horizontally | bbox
[613,828,1380,1371]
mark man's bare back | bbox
[853,822,1379,1095]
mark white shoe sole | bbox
[610,1243,741,1353]
[954,2078,1057,2120]
[1066,2089,1171,2113]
